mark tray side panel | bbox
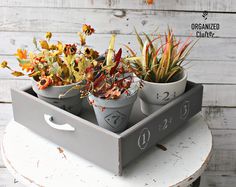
[11,89,120,174]
[121,83,203,167]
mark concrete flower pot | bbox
[88,85,138,133]
[139,70,187,115]
[32,80,82,115]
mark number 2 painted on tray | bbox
[162,118,168,129]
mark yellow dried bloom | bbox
[0,61,8,68]
[45,32,52,40]
[82,24,95,36]
[57,41,63,53]
[78,32,86,46]
[49,44,57,50]
[39,40,50,50]
[53,41,63,56]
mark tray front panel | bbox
[11,88,121,174]
[121,83,203,167]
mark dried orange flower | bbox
[82,24,95,36]
[146,0,155,5]
[19,62,34,72]
[84,48,99,59]
[37,76,52,90]
[15,49,27,59]
[63,44,77,57]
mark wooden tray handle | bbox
[44,114,75,132]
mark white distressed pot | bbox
[139,70,187,115]
[32,80,82,115]
[88,85,138,133]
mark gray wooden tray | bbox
[11,81,203,175]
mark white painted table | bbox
[1,114,212,187]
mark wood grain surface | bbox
[0,0,235,186]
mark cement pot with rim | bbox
[139,70,187,115]
[32,80,82,115]
[88,85,138,133]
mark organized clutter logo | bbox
[191,10,220,38]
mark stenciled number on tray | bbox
[138,128,151,150]
[159,117,173,131]
[157,91,176,102]
[180,100,190,120]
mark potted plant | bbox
[124,28,196,115]
[77,35,139,133]
[0,24,99,115]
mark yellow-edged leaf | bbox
[106,34,116,66]
[134,28,143,53]
[142,40,149,72]
[166,67,181,82]
[123,44,136,56]
[11,71,25,77]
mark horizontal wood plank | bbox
[0,32,235,61]
[206,130,236,172]
[207,149,236,172]
[202,85,236,107]
[0,80,31,102]
[2,59,236,84]
[201,171,236,187]
[202,107,236,130]
[0,0,236,12]
[212,130,236,150]
[0,7,234,37]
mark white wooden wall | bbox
[0,1,235,186]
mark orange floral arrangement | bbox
[0,24,98,90]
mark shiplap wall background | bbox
[0,0,235,186]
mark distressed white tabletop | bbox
[1,114,212,187]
